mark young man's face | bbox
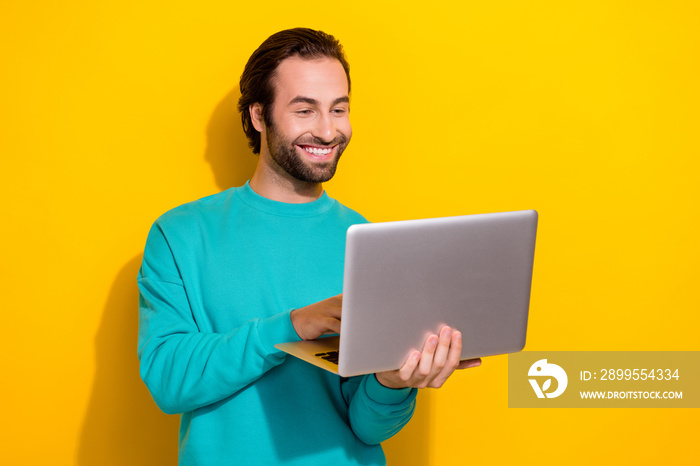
[260,56,352,183]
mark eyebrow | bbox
[288,96,350,106]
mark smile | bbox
[299,145,333,156]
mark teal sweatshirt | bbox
[138,182,416,465]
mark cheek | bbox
[339,119,352,138]
[278,118,310,140]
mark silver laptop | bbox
[275,210,538,377]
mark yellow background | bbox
[1,1,698,464]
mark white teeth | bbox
[304,146,332,155]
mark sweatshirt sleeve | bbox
[137,221,300,415]
[341,374,417,445]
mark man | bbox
[138,28,480,465]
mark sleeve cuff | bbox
[365,374,416,405]
[255,309,301,356]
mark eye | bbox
[331,107,349,115]
[296,109,313,115]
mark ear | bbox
[250,103,265,133]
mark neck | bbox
[249,157,324,203]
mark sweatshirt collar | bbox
[236,180,335,217]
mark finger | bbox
[398,351,421,382]
[432,327,453,369]
[326,295,343,318]
[327,306,342,319]
[418,334,439,377]
[322,316,342,335]
[444,330,463,368]
[429,330,462,387]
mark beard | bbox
[265,122,350,183]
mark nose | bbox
[312,113,335,144]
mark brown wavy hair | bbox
[237,28,351,154]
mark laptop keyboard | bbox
[315,351,339,365]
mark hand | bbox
[290,294,343,340]
[374,326,482,389]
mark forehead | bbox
[271,56,349,105]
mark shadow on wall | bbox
[205,87,259,190]
[77,255,179,465]
[77,89,258,464]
